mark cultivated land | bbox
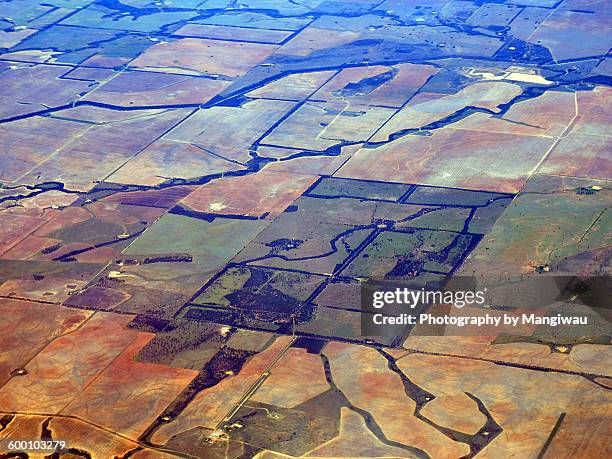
[0,0,610,458]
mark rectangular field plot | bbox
[173,24,293,44]
[130,37,279,77]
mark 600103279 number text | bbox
[3,440,67,451]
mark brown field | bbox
[11,108,191,191]
[324,342,471,457]
[180,170,317,218]
[0,298,91,386]
[85,70,232,106]
[62,333,198,440]
[370,81,523,143]
[248,71,336,100]
[174,24,293,44]
[167,99,296,163]
[502,90,576,137]
[100,185,198,209]
[0,312,138,413]
[0,63,91,120]
[336,127,554,192]
[404,335,612,377]
[249,347,329,408]
[131,38,279,77]
[262,101,396,151]
[451,90,576,138]
[306,408,417,457]
[0,116,89,184]
[573,85,612,137]
[276,27,359,56]
[395,353,611,457]
[0,28,35,48]
[108,139,246,186]
[539,133,612,179]
[0,210,51,257]
[313,63,439,108]
[260,154,350,175]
